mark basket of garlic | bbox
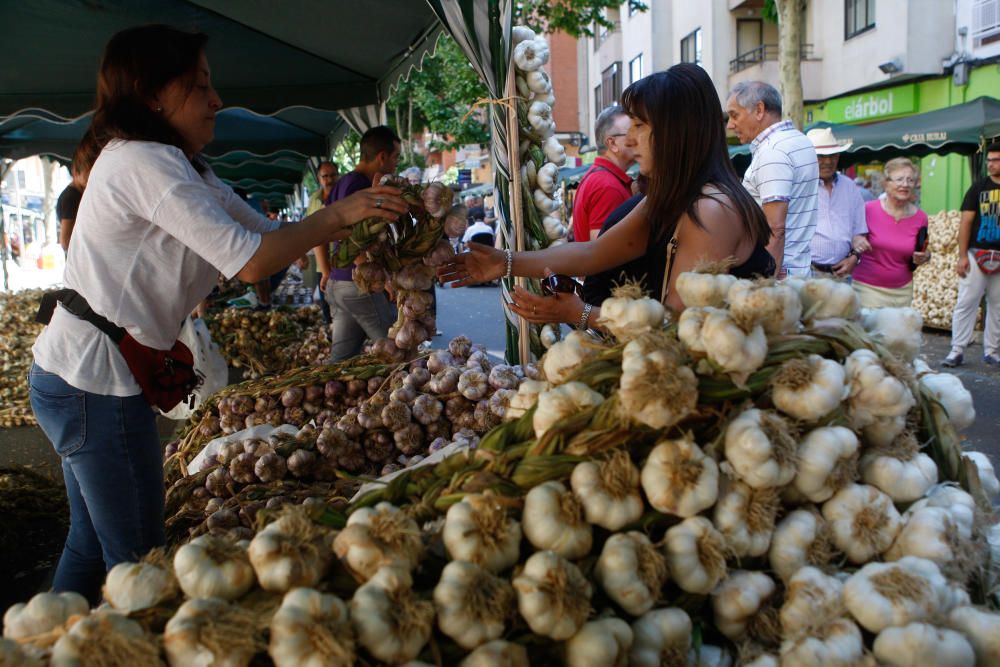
[6,273,999,667]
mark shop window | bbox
[845,0,876,40]
[629,54,644,84]
[681,28,702,65]
[973,0,1000,47]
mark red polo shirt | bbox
[571,157,633,242]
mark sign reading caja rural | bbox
[823,84,917,123]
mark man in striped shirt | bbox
[727,81,818,277]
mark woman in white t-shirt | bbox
[29,25,406,604]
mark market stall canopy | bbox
[727,96,1000,169]
[0,0,443,119]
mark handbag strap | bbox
[659,235,679,305]
[36,288,127,343]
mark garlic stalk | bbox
[779,566,845,637]
[873,622,975,667]
[769,507,837,583]
[269,588,354,667]
[859,431,938,503]
[618,337,697,430]
[333,501,423,581]
[664,516,728,594]
[724,408,798,489]
[713,477,780,558]
[629,608,692,667]
[444,492,522,572]
[770,355,848,422]
[778,618,866,667]
[351,566,434,665]
[512,550,592,640]
[712,570,780,642]
[727,280,802,334]
[564,618,633,667]
[797,277,860,320]
[247,507,334,592]
[541,329,600,384]
[570,450,644,531]
[822,483,901,563]
[843,556,963,633]
[103,560,177,613]
[533,381,604,438]
[460,640,530,667]
[434,560,515,650]
[793,426,860,503]
[641,434,719,517]
[947,606,1000,665]
[675,271,737,308]
[164,597,259,667]
[595,531,669,616]
[522,480,593,559]
[51,611,161,667]
[3,591,89,640]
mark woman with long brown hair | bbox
[29,25,406,603]
[439,63,773,323]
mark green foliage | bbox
[333,131,360,172]
[763,0,778,23]
[387,36,490,151]
[516,0,648,37]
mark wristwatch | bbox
[848,248,862,261]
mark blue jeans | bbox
[28,363,164,605]
[325,280,397,362]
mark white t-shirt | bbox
[462,221,494,243]
[33,140,278,396]
[743,120,819,276]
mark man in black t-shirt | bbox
[942,141,1000,367]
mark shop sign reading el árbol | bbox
[824,84,917,123]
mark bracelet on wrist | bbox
[503,249,513,279]
[578,303,593,330]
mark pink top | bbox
[852,200,928,289]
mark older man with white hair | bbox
[806,127,871,277]
[727,81,818,277]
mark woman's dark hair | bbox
[621,64,770,250]
[77,25,208,165]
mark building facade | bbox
[574,0,996,212]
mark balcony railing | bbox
[729,43,815,74]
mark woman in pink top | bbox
[852,158,931,308]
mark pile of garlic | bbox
[512,25,568,250]
[912,210,967,330]
[8,275,998,666]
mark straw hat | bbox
[806,127,853,155]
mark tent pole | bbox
[505,66,530,364]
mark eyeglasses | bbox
[541,274,583,297]
[887,176,917,185]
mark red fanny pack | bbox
[37,289,200,412]
[974,249,1000,275]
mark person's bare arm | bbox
[237,185,405,284]
[439,199,651,285]
[956,210,975,277]
[314,242,332,289]
[59,219,75,253]
[761,200,788,276]
[588,228,601,241]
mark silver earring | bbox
[155,106,163,112]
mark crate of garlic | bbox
[4,273,999,667]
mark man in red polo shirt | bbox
[572,104,635,242]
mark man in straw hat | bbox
[806,127,871,277]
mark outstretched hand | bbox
[329,184,408,235]
[508,284,584,325]
[437,242,505,287]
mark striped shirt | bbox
[743,120,819,276]
[811,173,868,265]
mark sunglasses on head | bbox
[541,274,583,297]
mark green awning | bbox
[1,0,443,119]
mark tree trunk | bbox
[407,97,414,163]
[41,157,59,246]
[775,0,804,129]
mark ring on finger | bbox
[375,196,384,209]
